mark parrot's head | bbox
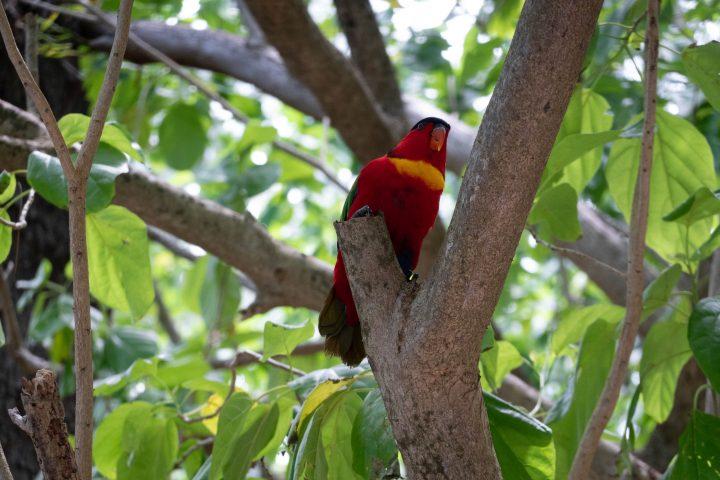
[388,117,451,172]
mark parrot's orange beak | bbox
[430,125,447,152]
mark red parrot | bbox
[319,117,450,365]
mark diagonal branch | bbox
[333,0,404,119]
[569,1,660,477]
[243,0,399,160]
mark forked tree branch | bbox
[0,1,134,478]
[569,1,660,477]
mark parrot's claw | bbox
[351,205,373,219]
[407,272,419,282]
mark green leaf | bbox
[319,391,364,480]
[640,301,692,423]
[291,407,326,480]
[238,121,277,152]
[487,0,523,39]
[262,319,314,360]
[555,88,614,192]
[0,171,17,204]
[94,358,157,396]
[93,402,153,479]
[480,340,524,390]
[548,319,617,479]
[200,258,240,329]
[87,205,154,318]
[682,41,720,111]
[27,151,67,209]
[117,406,178,480]
[663,187,720,226]
[236,163,281,199]
[642,264,683,319]
[606,111,716,264]
[221,403,280,480]
[692,225,720,262]
[58,113,142,161]
[552,304,625,355]
[158,103,208,170]
[0,211,11,263]
[27,147,128,212]
[485,392,555,480]
[542,130,621,192]
[155,354,210,388]
[688,297,720,392]
[103,326,158,371]
[210,392,253,480]
[670,410,720,479]
[351,389,397,478]
[528,183,581,242]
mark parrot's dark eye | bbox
[414,122,426,130]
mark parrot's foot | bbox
[407,271,419,282]
[351,205,373,218]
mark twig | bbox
[0,0,73,173]
[219,349,307,377]
[569,2,659,478]
[77,0,348,192]
[23,12,38,114]
[67,3,134,477]
[8,369,78,480]
[147,226,202,261]
[528,227,627,279]
[153,282,181,344]
[0,189,35,230]
[181,368,236,423]
[18,0,95,22]
[175,437,213,467]
[0,441,13,480]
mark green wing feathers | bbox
[319,287,366,366]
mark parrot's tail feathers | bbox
[319,288,366,366]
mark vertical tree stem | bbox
[568,1,660,478]
[0,441,13,480]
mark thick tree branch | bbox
[333,0,404,119]
[7,369,77,480]
[569,2,659,477]
[243,0,399,160]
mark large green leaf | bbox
[552,304,625,355]
[200,258,240,329]
[237,120,277,152]
[555,88,614,192]
[27,146,128,213]
[320,392,364,480]
[158,103,208,170]
[642,264,683,319]
[486,392,555,480]
[94,358,157,396]
[117,405,178,480]
[480,340,524,391]
[87,205,154,318]
[93,402,153,479]
[682,41,720,111]
[670,410,720,479]
[606,111,716,264]
[262,318,315,360]
[350,389,397,478]
[688,297,720,392]
[528,183,581,242]
[221,403,280,480]
[663,187,720,226]
[548,319,617,479]
[103,326,158,371]
[210,392,253,480]
[58,113,142,161]
[640,300,692,423]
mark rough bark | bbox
[333,0,404,119]
[336,2,602,477]
[7,370,77,480]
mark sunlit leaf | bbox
[528,183,581,242]
[481,340,524,390]
[682,41,720,111]
[262,318,315,360]
[688,297,720,392]
[670,410,720,479]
